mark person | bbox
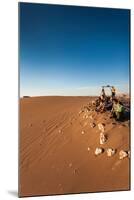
[101,88,106,100]
[104,96,113,111]
[96,99,105,113]
[111,86,116,99]
[95,97,101,107]
[111,98,125,121]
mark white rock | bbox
[119,150,128,160]
[100,132,107,144]
[87,147,90,151]
[90,122,96,128]
[98,123,105,132]
[58,129,62,133]
[95,147,104,156]
[106,148,116,157]
[81,130,85,134]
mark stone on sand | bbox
[100,132,107,144]
[95,147,104,156]
[90,122,96,128]
[98,123,105,132]
[87,147,90,151]
[106,148,116,157]
[81,130,85,134]
[119,150,129,160]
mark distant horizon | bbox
[20,85,130,98]
[20,3,130,97]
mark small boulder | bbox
[81,130,85,134]
[106,148,116,157]
[95,147,104,156]
[90,122,96,128]
[119,150,128,160]
[87,147,90,151]
[98,123,105,132]
[100,132,107,144]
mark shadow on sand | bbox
[7,190,18,197]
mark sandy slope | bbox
[19,96,130,197]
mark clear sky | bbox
[19,3,130,96]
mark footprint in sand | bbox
[69,163,72,168]
[29,123,33,127]
[112,160,121,170]
[73,168,78,174]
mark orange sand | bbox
[19,96,130,197]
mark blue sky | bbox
[20,3,130,96]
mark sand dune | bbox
[19,96,130,197]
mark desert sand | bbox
[19,96,130,197]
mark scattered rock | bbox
[81,130,85,134]
[106,148,116,157]
[90,122,96,128]
[98,123,105,132]
[119,150,129,160]
[87,147,90,151]
[100,132,107,144]
[83,114,88,119]
[95,147,104,156]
